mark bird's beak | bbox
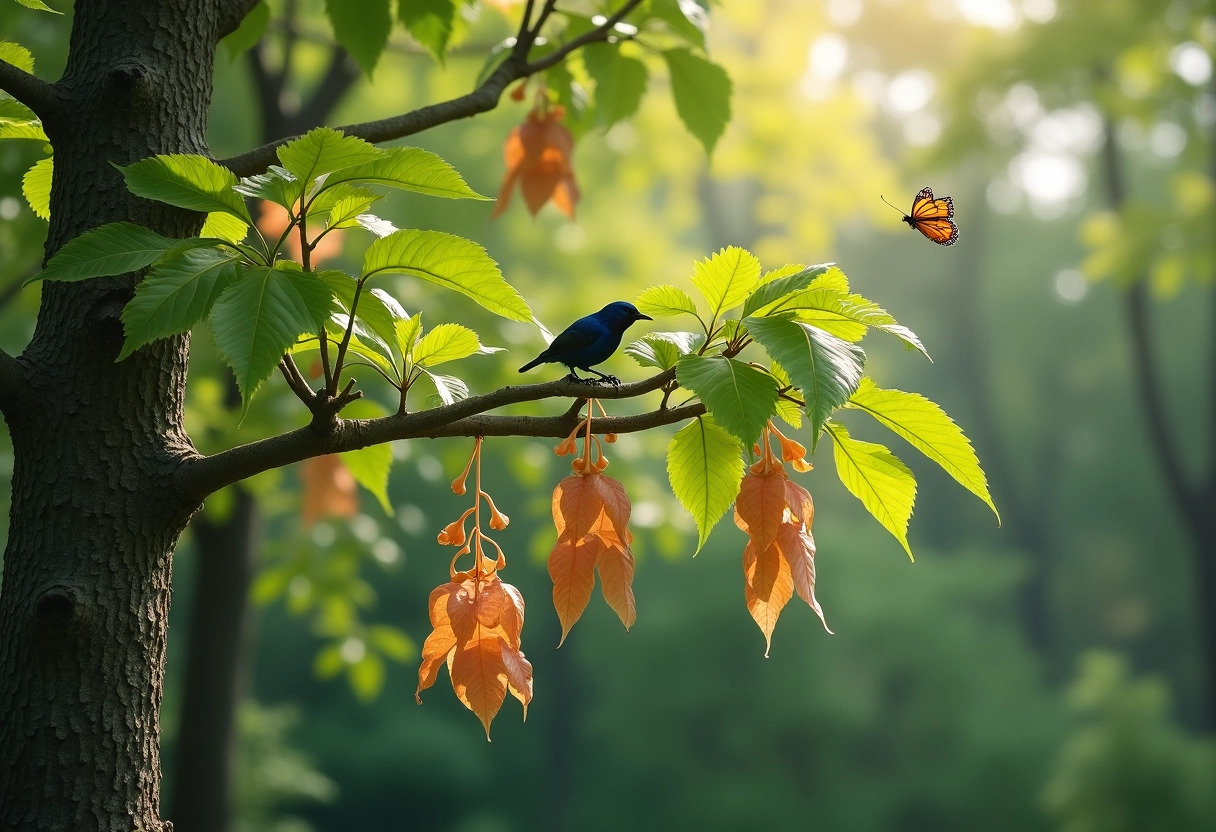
[637,312,653,321]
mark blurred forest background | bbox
[2,0,1215,830]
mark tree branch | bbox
[218,0,646,177]
[0,58,59,120]
[217,0,264,39]
[175,369,684,502]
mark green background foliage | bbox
[2,0,1214,830]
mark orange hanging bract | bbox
[492,103,580,220]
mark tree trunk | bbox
[0,1,221,827]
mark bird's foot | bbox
[564,372,597,385]
[593,375,621,387]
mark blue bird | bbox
[518,301,652,384]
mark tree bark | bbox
[0,1,221,827]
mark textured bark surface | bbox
[0,1,221,828]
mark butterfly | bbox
[882,187,958,246]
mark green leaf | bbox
[646,0,708,49]
[325,187,384,229]
[398,0,456,64]
[362,229,530,322]
[13,0,61,13]
[394,314,423,358]
[276,127,383,193]
[420,370,468,406]
[341,439,394,516]
[325,0,391,75]
[636,283,700,319]
[667,415,743,553]
[691,246,760,324]
[119,248,241,360]
[22,155,51,220]
[200,212,248,243]
[324,146,488,201]
[319,272,405,360]
[30,222,200,284]
[120,154,251,221]
[625,331,702,370]
[0,42,36,71]
[348,652,385,701]
[742,315,865,447]
[846,378,999,522]
[663,48,732,155]
[412,323,487,368]
[0,98,37,121]
[234,166,300,208]
[313,643,345,679]
[740,263,832,318]
[0,118,46,140]
[220,1,270,60]
[368,625,415,662]
[826,421,917,560]
[210,265,335,414]
[770,362,803,428]
[676,354,778,446]
[775,287,930,358]
[583,42,648,129]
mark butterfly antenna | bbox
[879,194,904,215]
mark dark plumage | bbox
[518,301,652,384]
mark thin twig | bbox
[218,0,646,177]
[0,58,59,119]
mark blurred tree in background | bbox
[1,0,1214,831]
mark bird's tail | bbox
[518,356,544,373]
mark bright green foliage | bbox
[220,0,270,60]
[276,127,383,194]
[635,284,700,319]
[210,266,335,415]
[847,379,998,521]
[646,0,708,49]
[826,421,917,560]
[119,154,251,222]
[743,314,866,447]
[325,0,392,76]
[420,371,468,406]
[324,146,487,200]
[200,212,249,243]
[663,48,732,155]
[625,331,701,370]
[362,229,531,322]
[324,189,385,230]
[411,323,497,368]
[740,264,831,318]
[676,354,778,446]
[29,222,203,284]
[22,155,51,220]
[13,0,60,12]
[340,399,395,516]
[690,246,760,326]
[234,166,299,208]
[397,0,457,64]
[118,248,241,360]
[0,41,36,70]
[667,416,744,553]
[583,43,649,129]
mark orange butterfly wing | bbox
[906,186,958,246]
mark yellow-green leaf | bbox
[826,421,917,560]
[846,378,999,522]
[667,415,744,553]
